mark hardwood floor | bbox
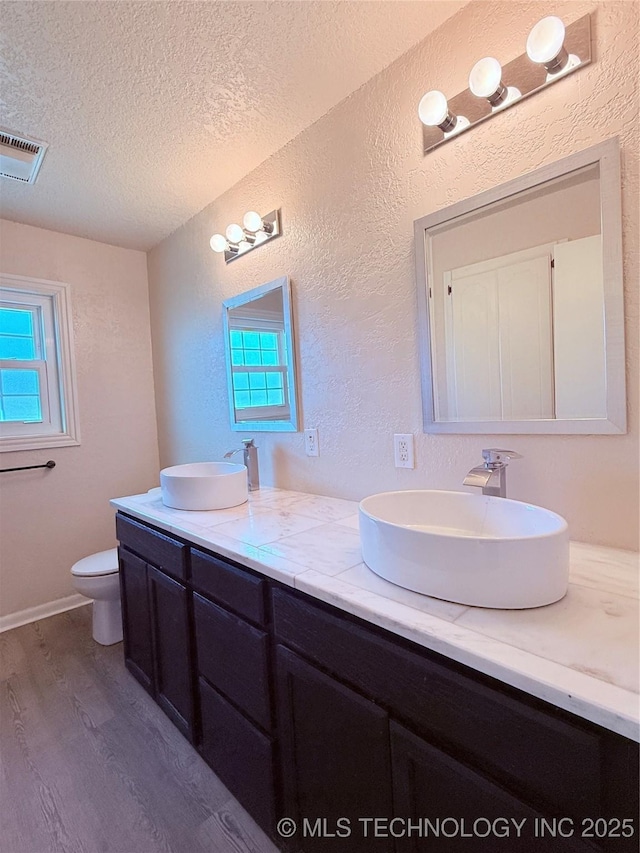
[0,606,280,853]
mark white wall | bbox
[147,0,639,551]
[0,220,159,618]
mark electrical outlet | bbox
[304,428,319,457]
[394,433,415,469]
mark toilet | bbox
[71,549,122,645]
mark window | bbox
[230,330,286,407]
[230,327,288,419]
[229,324,289,422]
[0,274,80,451]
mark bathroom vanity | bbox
[112,490,639,852]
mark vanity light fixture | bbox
[210,208,282,263]
[468,57,521,109]
[419,13,591,154]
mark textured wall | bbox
[148,0,639,550]
[0,220,159,617]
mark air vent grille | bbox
[0,130,48,183]
[3,173,30,183]
[0,133,40,155]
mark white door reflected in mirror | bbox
[442,233,605,421]
[415,138,625,435]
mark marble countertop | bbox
[110,487,640,741]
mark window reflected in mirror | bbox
[223,277,298,432]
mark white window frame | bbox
[0,273,81,452]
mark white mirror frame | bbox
[222,275,299,432]
[414,137,626,435]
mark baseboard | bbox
[0,594,90,633]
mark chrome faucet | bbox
[463,449,522,498]
[224,438,260,491]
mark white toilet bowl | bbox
[71,548,122,645]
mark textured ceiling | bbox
[0,0,468,250]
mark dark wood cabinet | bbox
[272,588,638,853]
[147,565,194,737]
[271,587,607,819]
[193,593,272,730]
[116,522,194,741]
[192,587,277,835]
[115,512,639,853]
[276,646,394,852]
[118,547,153,692]
[118,519,280,836]
[391,721,595,853]
[199,677,277,835]
[116,513,188,579]
[191,547,267,624]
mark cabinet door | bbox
[391,722,594,853]
[148,565,194,740]
[118,547,153,692]
[276,646,393,853]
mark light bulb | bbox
[210,234,228,253]
[468,57,519,108]
[243,211,263,232]
[418,90,467,136]
[418,90,450,128]
[226,223,244,244]
[469,57,503,99]
[526,16,567,72]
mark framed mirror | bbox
[415,138,626,435]
[222,276,299,432]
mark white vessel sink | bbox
[359,490,569,609]
[160,462,248,511]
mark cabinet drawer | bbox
[194,593,272,730]
[116,514,188,580]
[272,588,603,818]
[199,678,276,837]
[191,548,266,625]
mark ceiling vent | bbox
[0,130,48,184]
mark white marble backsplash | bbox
[111,487,640,741]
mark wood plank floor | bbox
[0,605,280,853]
